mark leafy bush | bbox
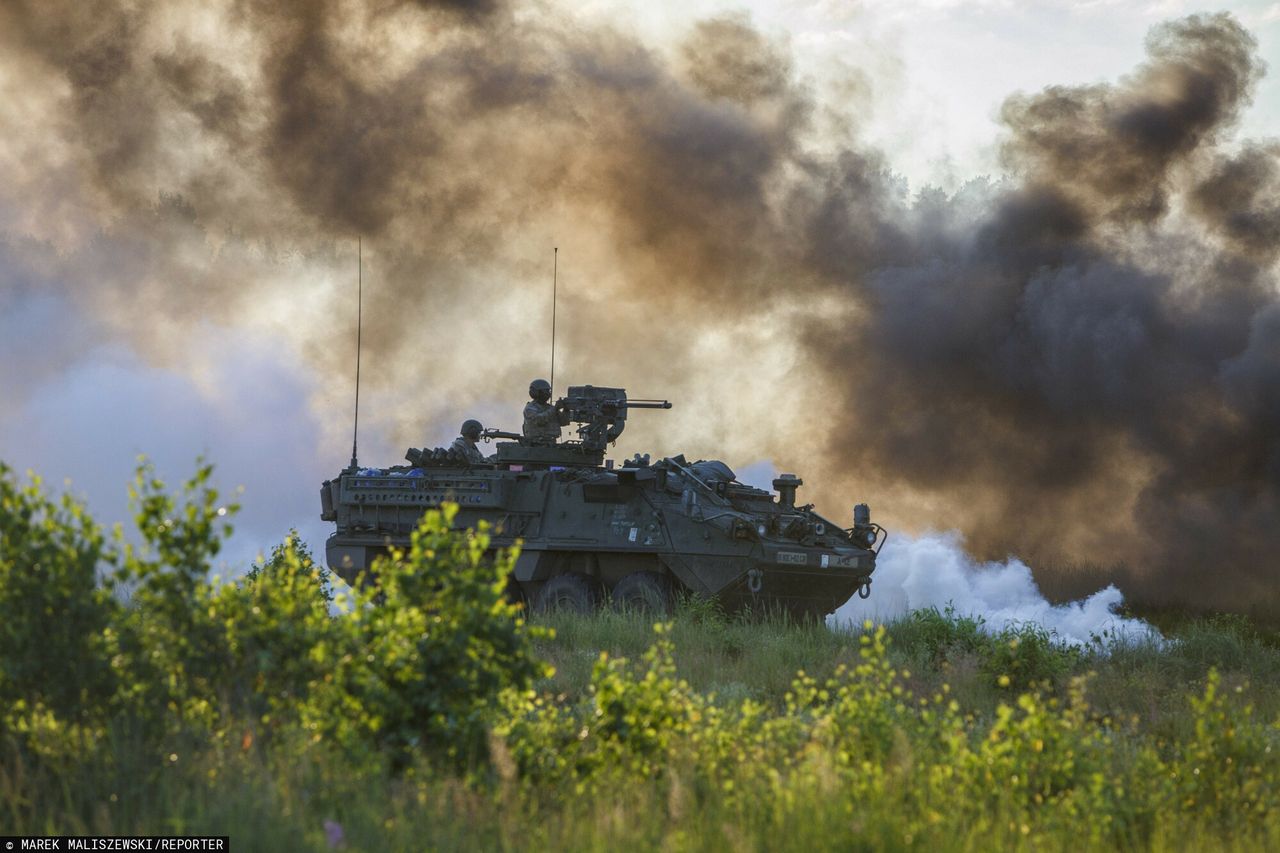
[318,505,552,767]
[1174,669,1280,825]
[206,532,341,747]
[108,461,240,740]
[1,462,548,777]
[0,463,120,756]
[674,592,728,628]
[894,605,988,662]
[981,622,1083,691]
[890,606,1081,690]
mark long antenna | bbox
[349,237,362,470]
[550,246,558,391]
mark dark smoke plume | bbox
[816,14,1280,609]
[1,3,1278,610]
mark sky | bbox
[620,0,1280,184]
[1,0,1279,604]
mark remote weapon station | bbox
[319,249,883,617]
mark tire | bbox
[534,573,597,614]
[611,571,673,615]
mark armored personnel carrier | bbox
[319,385,883,618]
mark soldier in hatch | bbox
[522,378,567,445]
[451,419,488,464]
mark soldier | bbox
[522,378,567,445]
[451,419,487,464]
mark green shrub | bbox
[206,532,341,747]
[107,461,239,740]
[1173,669,1280,825]
[981,623,1082,691]
[674,592,728,628]
[893,605,988,663]
[1,462,549,779]
[0,463,119,755]
[317,505,552,767]
[244,531,332,603]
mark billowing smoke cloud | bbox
[815,14,1280,610]
[834,533,1160,648]
[1,3,1277,611]
[0,0,834,439]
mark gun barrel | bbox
[622,399,672,410]
[482,429,524,441]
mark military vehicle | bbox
[319,385,883,618]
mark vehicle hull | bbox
[322,452,879,618]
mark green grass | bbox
[13,605,1280,850]
[10,457,1280,852]
[537,601,1280,723]
[534,603,859,708]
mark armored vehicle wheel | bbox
[535,573,597,614]
[611,571,673,615]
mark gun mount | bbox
[557,385,671,450]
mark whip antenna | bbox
[550,246,558,390]
[349,237,363,470]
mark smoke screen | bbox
[1,3,1278,609]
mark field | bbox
[6,462,1280,851]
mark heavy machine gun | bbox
[558,385,671,450]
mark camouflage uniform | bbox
[522,399,562,445]
[451,435,486,464]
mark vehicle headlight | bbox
[865,529,877,545]
[757,523,767,537]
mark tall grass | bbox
[11,604,1280,850]
[8,462,1280,850]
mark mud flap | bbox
[657,554,715,596]
[513,551,544,582]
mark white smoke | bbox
[832,531,1162,647]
